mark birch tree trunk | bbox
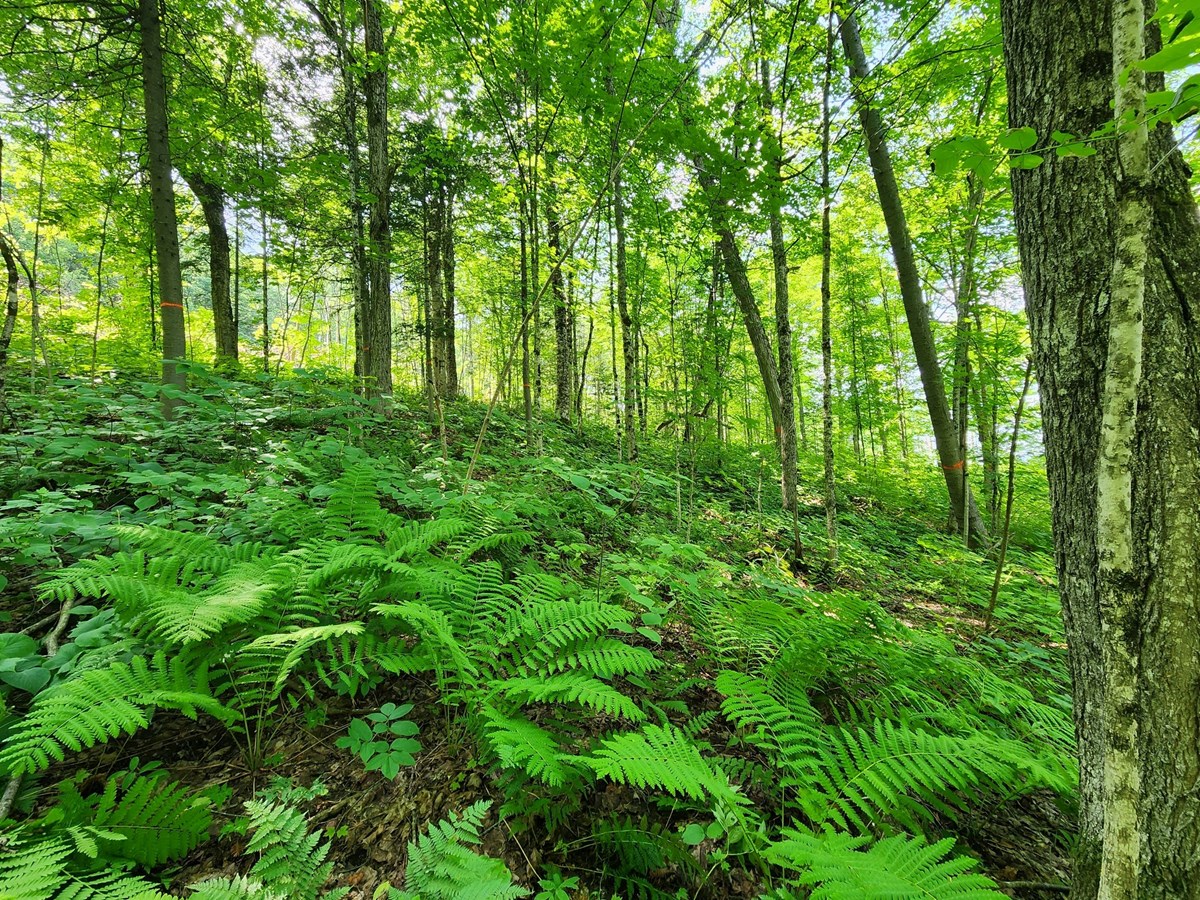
[838,9,988,546]
[1096,1,1149,897]
[1003,0,1200,896]
[139,0,187,419]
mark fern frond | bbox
[806,722,1021,833]
[55,771,211,867]
[186,875,271,900]
[319,464,386,541]
[383,516,470,558]
[480,707,586,789]
[0,652,228,776]
[242,799,342,900]
[497,674,645,722]
[587,725,746,814]
[0,832,172,900]
[371,601,478,691]
[716,671,824,773]
[0,833,70,900]
[765,829,1005,899]
[400,801,528,900]
[537,639,659,679]
[588,815,702,900]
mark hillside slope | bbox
[0,370,1074,899]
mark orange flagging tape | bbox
[160,302,184,309]
[942,459,965,471]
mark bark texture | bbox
[1003,1,1200,897]
[183,171,237,365]
[838,10,988,546]
[140,0,187,418]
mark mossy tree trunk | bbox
[1003,1,1200,896]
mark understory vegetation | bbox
[0,368,1073,899]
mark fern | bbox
[389,801,528,900]
[0,832,171,900]
[0,652,229,776]
[496,675,645,722]
[587,815,702,900]
[55,770,212,867]
[190,794,346,900]
[716,671,823,773]
[805,722,1026,833]
[480,707,587,789]
[586,724,748,818]
[765,829,1005,899]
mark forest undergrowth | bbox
[0,367,1075,900]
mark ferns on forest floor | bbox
[1,384,1074,900]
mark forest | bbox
[0,0,1198,897]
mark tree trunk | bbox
[440,183,458,399]
[1003,1,1200,897]
[520,194,533,441]
[139,0,187,418]
[838,9,987,546]
[0,233,20,400]
[760,57,801,518]
[183,171,237,365]
[698,173,785,446]
[548,177,572,422]
[614,168,637,460]
[362,0,391,399]
[428,184,446,396]
[821,8,838,566]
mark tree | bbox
[838,8,988,546]
[1003,1,1200,897]
[140,0,187,417]
[182,171,236,365]
[362,0,392,399]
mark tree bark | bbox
[1096,1,1149,897]
[1003,1,1200,897]
[362,0,391,398]
[760,57,801,520]
[183,171,237,365]
[140,0,187,418]
[547,176,572,423]
[838,9,988,546]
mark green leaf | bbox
[1056,143,1097,158]
[1010,154,1044,170]
[681,823,705,845]
[0,665,51,693]
[999,127,1037,151]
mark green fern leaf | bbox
[0,652,229,777]
[765,829,1005,899]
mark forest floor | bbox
[2,370,1075,899]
